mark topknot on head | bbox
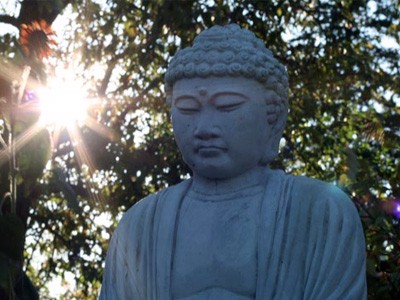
[165,24,289,109]
[193,24,265,50]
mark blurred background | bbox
[0,0,399,299]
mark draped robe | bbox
[99,169,366,299]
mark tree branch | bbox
[98,60,117,97]
[98,52,126,96]
[0,14,21,29]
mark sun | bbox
[38,74,90,129]
[35,62,116,144]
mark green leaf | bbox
[0,214,25,261]
[0,252,19,298]
[0,252,11,293]
[15,273,39,300]
[18,128,51,186]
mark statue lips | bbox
[195,143,227,157]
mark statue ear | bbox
[260,97,287,165]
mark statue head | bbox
[165,24,289,179]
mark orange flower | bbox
[19,20,57,59]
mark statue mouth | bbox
[195,145,227,157]
[195,143,227,151]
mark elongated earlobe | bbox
[260,100,287,165]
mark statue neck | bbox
[192,166,266,195]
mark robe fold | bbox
[99,169,366,299]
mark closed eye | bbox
[217,101,245,112]
[217,102,244,112]
[174,97,201,114]
[177,107,200,114]
[213,93,248,112]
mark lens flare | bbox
[394,202,400,219]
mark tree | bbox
[0,0,399,299]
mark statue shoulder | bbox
[289,175,357,215]
[117,179,192,231]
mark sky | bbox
[1,0,398,51]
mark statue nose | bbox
[194,115,221,140]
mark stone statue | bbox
[99,24,366,299]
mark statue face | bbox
[171,76,272,179]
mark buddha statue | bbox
[100,24,366,299]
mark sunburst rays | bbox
[0,58,117,207]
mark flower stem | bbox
[9,65,31,214]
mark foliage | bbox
[0,0,399,299]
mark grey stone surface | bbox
[100,24,367,299]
